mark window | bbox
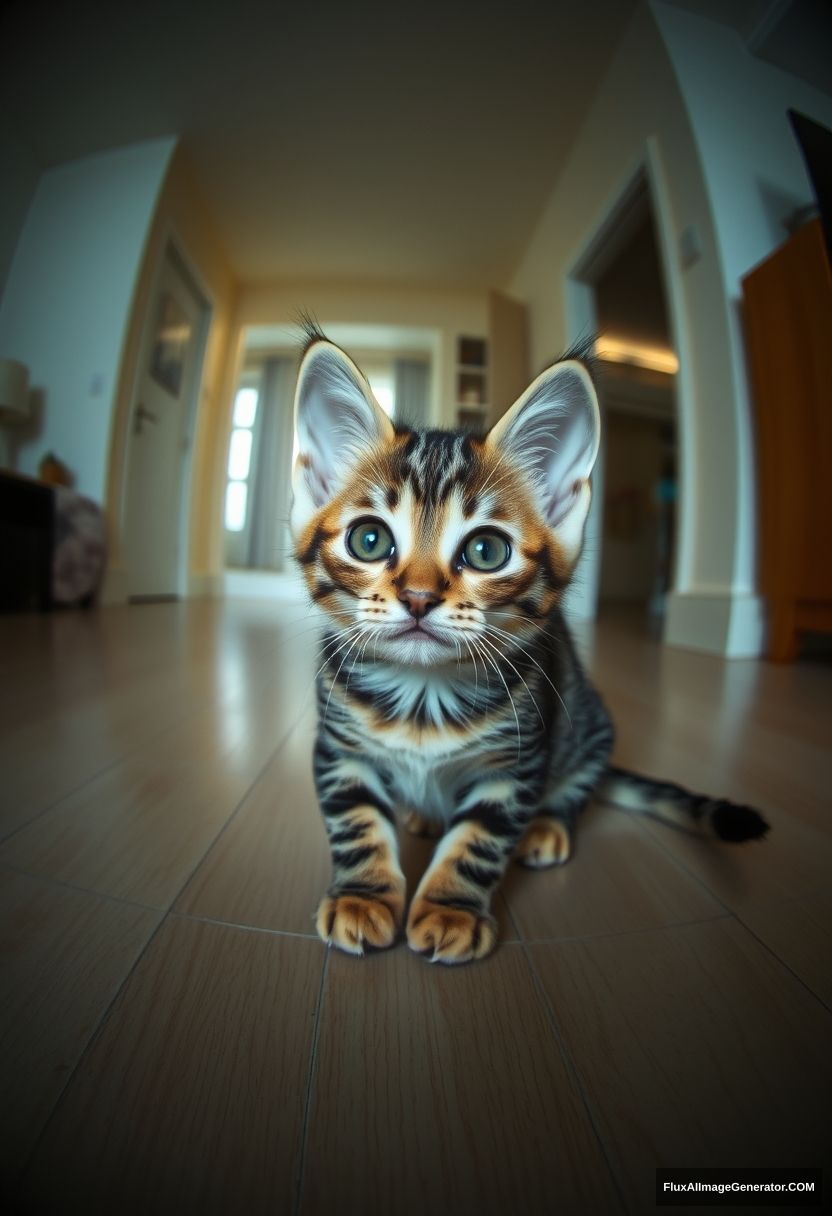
[367,368,394,417]
[224,384,259,532]
[354,359,395,417]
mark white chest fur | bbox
[334,664,498,823]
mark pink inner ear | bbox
[491,362,599,531]
[302,453,333,509]
[546,479,582,527]
[294,342,394,510]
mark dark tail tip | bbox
[711,801,770,842]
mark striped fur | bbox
[292,331,769,964]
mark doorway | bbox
[122,244,210,600]
[568,170,679,630]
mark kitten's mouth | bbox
[391,623,450,645]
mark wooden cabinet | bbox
[742,218,832,660]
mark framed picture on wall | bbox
[149,291,192,398]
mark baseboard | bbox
[665,590,765,658]
[104,568,223,602]
[99,564,129,606]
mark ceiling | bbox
[665,0,832,94]
[1,0,638,288]
[3,1,826,292]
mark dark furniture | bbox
[0,470,55,611]
[742,217,832,660]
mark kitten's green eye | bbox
[346,518,395,562]
[462,530,511,572]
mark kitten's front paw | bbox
[406,898,497,964]
[515,817,572,868]
[316,893,401,956]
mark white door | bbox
[123,247,208,599]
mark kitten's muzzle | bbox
[397,588,442,619]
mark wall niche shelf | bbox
[455,335,488,430]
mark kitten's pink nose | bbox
[397,588,441,619]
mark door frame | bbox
[119,231,212,599]
[563,137,689,627]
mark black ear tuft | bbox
[711,801,770,842]
[557,334,600,383]
[295,309,327,356]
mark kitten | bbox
[290,328,768,964]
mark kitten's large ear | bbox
[487,359,600,563]
[291,339,394,534]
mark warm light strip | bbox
[595,337,679,375]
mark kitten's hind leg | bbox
[516,753,610,869]
[515,811,575,868]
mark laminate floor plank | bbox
[0,599,320,839]
[636,806,831,914]
[529,918,832,1213]
[733,888,832,1008]
[176,710,329,934]
[0,673,312,909]
[0,867,162,1178]
[0,599,829,1216]
[19,916,324,1216]
[607,687,831,838]
[300,944,623,1216]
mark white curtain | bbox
[246,357,295,570]
[394,359,430,426]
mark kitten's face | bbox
[291,336,599,668]
[296,431,569,667]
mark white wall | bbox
[653,3,832,293]
[652,0,832,621]
[509,1,831,654]
[511,3,743,646]
[0,137,175,500]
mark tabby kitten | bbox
[290,329,768,964]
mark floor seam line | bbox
[170,708,312,914]
[728,911,832,1016]
[14,709,310,1184]
[627,822,832,1014]
[0,861,163,914]
[519,939,632,1215]
[0,633,291,849]
[292,949,330,1216]
[16,906,172,1186]
[174,911,319,941]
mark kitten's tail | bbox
[596,765,770,842]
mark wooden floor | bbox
[1,597,830,1215]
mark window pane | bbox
[224,481,248,532]
[371,382,394,416]
[233,386,258,428]
[228,429,253,480]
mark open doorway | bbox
[222,323,438,591]
[570,173,679,632]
